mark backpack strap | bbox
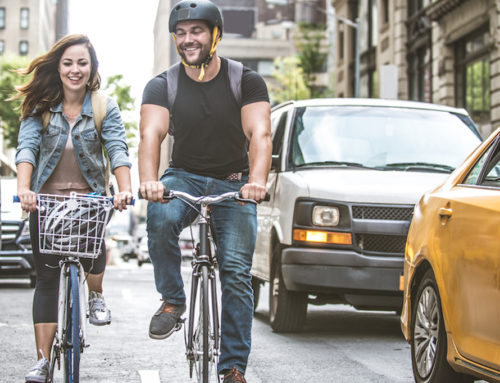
[166,62,181,111]
[226,58,243,106]
[90,91,111,195]
[90,90,108,135]
[166,62,181,135]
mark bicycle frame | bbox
[186,202,221,381]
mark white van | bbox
[251,98,482,332]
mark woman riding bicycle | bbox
[14,34,133,383]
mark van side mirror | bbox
[271,154,281,171]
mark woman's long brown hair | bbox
[16,34,101,120]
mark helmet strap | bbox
[172,26,221,81]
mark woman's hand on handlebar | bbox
[139,181,167,203]
[17,188,37,213]
[113,191,134,211]
[240,182,267,203]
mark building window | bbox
[19,40,29,56]
[455,26,491,123]
[0,40,4,55]
[409,46,431,102]
[20,8,29,29]
[382,0,389,24]
[338,23,344,61]
[0,8,5,29]
[360,69,378,98]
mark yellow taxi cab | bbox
[401,127,500,383]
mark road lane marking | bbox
[138,370,161,383]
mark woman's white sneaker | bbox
[89,291,111,325]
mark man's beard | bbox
[179,42,212,67]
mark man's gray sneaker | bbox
[89,291,111,326]
[149,300,186,339]
[25,351,49,383]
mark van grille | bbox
[355,234,407,254]
[352,206,413,221]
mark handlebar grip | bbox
[237,192,271,202]
[13,196,20,203]
[110,197,135,206]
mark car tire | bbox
[251,276,261,312]
[269,242,307,332]
[30,275,36,288]
[411,269,474,383]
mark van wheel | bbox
[411,269,473,383]
[269,242,307,332]
[251,276,261,312]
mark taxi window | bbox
[463,138,500,187]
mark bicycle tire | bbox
[63,264,81,383]
[192,265,211,383]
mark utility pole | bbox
[55,0,69,41]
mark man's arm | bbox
[138,104,170,202]
[241,101,272,202]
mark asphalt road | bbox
[0,257,485,383]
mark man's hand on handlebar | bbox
[240,182,267,203]
[139,181,167,203]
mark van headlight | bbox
[312,206,339,227]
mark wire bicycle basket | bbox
[37,192,112,258]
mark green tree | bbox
[295,22,329,98]
[270,56,310,104]
[0,55,30,149]
[102,74,138,147]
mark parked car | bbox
[401,127,500,383]
[251,98,483,332]
[0,177,36,287]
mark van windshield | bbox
[290,106,482,172]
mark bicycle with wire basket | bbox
[153,190,264,383]
[16,192,120,383]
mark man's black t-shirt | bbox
[142,58,269,179]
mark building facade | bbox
[333,0,500,137]
[0,0,56,58]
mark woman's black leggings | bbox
[29,211,107,323]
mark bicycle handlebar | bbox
[138,190,270,204]
[13,194,135,206]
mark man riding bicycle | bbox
[138,0,272,381]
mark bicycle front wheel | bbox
[192,265,212,383]
[63,263,81,383]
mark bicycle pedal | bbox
[174,321,184,332]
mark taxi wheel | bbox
[410,269,473,383]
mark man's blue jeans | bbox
[147,168,257,374]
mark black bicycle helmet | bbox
[169,0,224,36]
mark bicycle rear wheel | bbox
[63,263,81,383]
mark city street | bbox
[1,255,416,383]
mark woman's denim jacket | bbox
[15,91,132,194]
